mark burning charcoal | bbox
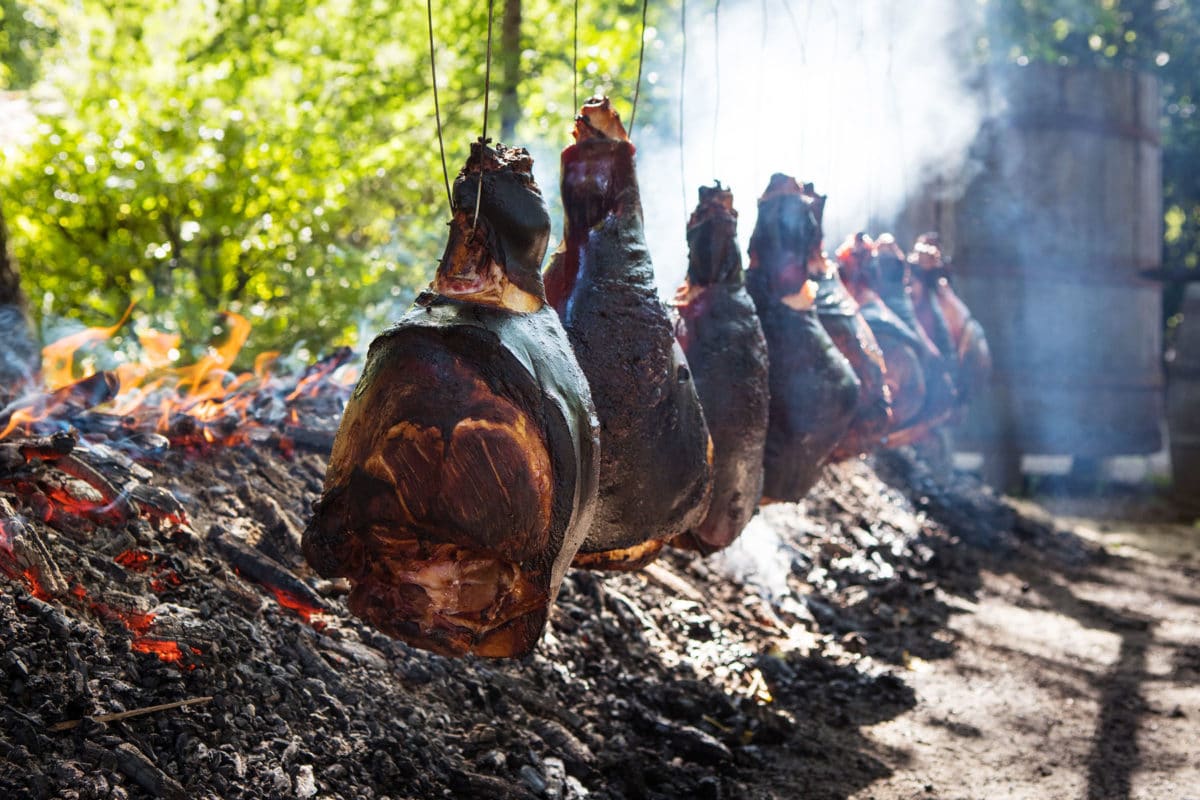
[1,497,67,597]
[671,183,769,555]
[746,175,860,501]
[48,371,120,416]
[77,442,154,484]
[545,96,713,569]
[210,527,325,621]
[305,139,599,658]
[277,426,336,455]
[126,485,188,527]
[0,443,23,474]
[50,455,136,524]
[110,432,171,460]
[16,429,79,462]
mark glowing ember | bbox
[268,585,327,628]
[130,637,186,663]
[114,549,155,571]
[22,568,52,600]
[149,570,182,592]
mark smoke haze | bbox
[626,0,985,294]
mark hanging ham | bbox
[303,142,600,658]
[745,175,860,502]
[908,232,992,405]
[836,233,956,446]
[544,97,712,570]
[671,183,769,554]
[796,190,892,461]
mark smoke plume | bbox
[631,0,985,294]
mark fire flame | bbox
[0,307,357,445]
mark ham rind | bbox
[303,142,599,658]
[859,235,957,446]
[909,233,992,406]
[811,257,892,461]
[672,184,769,554]
[746,175,860,502]
[545,97,713,570]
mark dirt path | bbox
[850,504,1200,800]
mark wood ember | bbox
[0,420,1109,798]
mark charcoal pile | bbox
[0,401,1092,800]
[0,115,1080,800]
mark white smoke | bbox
[632,0,984,295]
[710,513,794,600]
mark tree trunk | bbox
[499,0,521,142]
[0,205,39,387]
[0,207,27,311]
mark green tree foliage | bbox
[0,0,58,89]
[0,0,671,361]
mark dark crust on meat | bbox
[746,268,860,501]
[673,283,769,553]
[866,249,957,440]
[545,109,713,559]
[686,183,744,287]
[303,299,599,658]
[811,264,892,460]
[441,140,551,300]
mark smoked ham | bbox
[836,233,956,446]
[908,233,992,404]
[796,190,891,461]
[745,175,859,502]
[303,142,600,658]
[544,97,712,570]
[671,184,769,554]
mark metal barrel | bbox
[1167,284,1200,503]
[948,64,1164,458]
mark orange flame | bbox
[42,304,135,391]
[3,304,356,451]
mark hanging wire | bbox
[629,0,650,133]
[473,0,496,229]
[778,0,807,63]
[752,0,766,182]
[886,1,910,211]
[427,0,452,211]
[679,0,688,226]
[825,0,839,187]
[711,0,720,177]
[573,0,579,110]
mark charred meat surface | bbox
[672,184,769,554]
[838,234,956,446]
[909,233,992,404]
[544,97,712,569]
[810,255,891,461]
[304,142,599,658]
[746,175,859,502]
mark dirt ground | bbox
[3,435,1198,800]
[849,496,1200,800]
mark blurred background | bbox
[1,0,1198,503]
